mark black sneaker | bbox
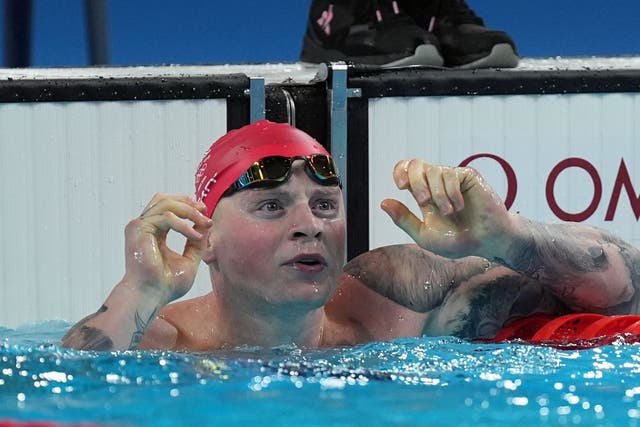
[300,0,444,67]
[399,0,519,68]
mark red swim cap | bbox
[195,120,331,217]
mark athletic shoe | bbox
[299,0,444,67]
[399,0,519,68]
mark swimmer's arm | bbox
[60,279,172,351]
[343,244,491,312]
[61,194,210,351]
[380,158,638,313]
[491,216,639,313]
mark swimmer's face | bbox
[206,160,345,308]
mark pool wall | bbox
[1,60,639,327]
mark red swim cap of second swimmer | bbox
[195,120,332,217]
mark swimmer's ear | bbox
[200,226,217,266]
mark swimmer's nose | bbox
[289,205,323,240]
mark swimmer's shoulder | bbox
[138,313,178,350]
[322,272,427,346]
[139,293,220,351]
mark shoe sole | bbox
[300,42,444,68]
[383,44,444,68]
[453,43,519,69]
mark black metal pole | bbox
[4,0,33,67]
[85,0,110,65]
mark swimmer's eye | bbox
[259,200,283,213]
[315,200,336,211]
[313,199,339,218]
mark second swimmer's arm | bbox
[493,216,639,313]
[343,244,492,312]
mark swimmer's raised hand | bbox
[381,159,514,260]
[124,193,213,304]
[62,194,212,351]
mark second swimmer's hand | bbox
[123,193,213,304]
[381,159,513,260]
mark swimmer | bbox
[61,120,640,351]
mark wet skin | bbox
[206,161,346,312]
[61,158,640,351]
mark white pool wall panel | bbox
[368,93,640,249]
[0,99,226,328]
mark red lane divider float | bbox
[484,313,640,349]
[581,315,640,338]
[489,313,555,342]
[529,313,605,342]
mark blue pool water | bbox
[2,321,640,427]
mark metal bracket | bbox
[282,88,296,126]
[327,62,362,214]
[326,62,362,261]
[249,77,265,123]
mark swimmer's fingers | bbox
[125,199,212,272]
[381,198,472,258]
[406,160,432,206]
[182,222,211,263]
[137,194,212,241]
[380,198,425,244]
[392,160,412,190]
[394,160,465,216]
[140,193,204,218]
[125,211,208,269]
[154,211,209,241]
[437,167,465,213]
[140,193,208,220]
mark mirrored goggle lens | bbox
[307,155,338,180]
[236,156,292,187]
[228,155,340,195]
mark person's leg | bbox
[299,0,443,67]
[399,0,519,68]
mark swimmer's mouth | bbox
[286,254,327,268]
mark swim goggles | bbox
[222,154,341,197]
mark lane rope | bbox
[483,313,640,348]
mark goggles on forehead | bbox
[222,154,341,198]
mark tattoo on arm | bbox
[496,220,640,311]
[344,244,492,312]
[128,308,158,350]
[602,233,640,314]
[497,220,611,280]
[61,305,114,351]
[62,304,160,351]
